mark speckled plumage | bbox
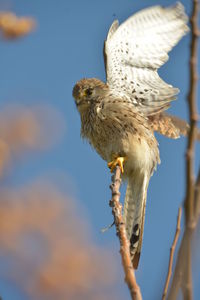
[73,3,189,268]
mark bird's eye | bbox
[85,88,93,96]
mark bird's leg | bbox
[108,155,127,174]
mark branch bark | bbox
[109,165,142,300]
[184,0,199,227]
[167,1,199,299]
[162,207,182,300]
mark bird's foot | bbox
[107,156,126,174]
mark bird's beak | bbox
[74,91,87,107]
[73,85,86,101]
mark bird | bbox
[73,3,190,269]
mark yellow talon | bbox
[107,156,126,174]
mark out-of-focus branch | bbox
[194,169,200,222]
[185,0,199,226]
[0,12,36,39]
[167,229,189,300]
[167,1,199,299]
[109,166,142,300]
[183,1,199,299]
[162,207,182,300]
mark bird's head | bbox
[72,78,107,113]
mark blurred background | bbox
[0,0,199,299]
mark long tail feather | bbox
[123,172,149,269]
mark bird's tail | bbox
[123,171,149,269]
[149,113,200,140]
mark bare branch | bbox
[109,165,142,300]
[182,1,199,298]
[162,207,182,300]
[161,166,199,300]
[184,0,199,225]
[182,239,193,300]
[167,1,199,299]
[194,169,200,223]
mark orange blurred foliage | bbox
[0,104,119,299]
[0,104,65,176]
[0,181,119,300]
[0,11,36,39]
[0,18,120,300]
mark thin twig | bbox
[109,165,142,300]
[162,207,182,300]
[167,229,189,300]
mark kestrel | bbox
[73,3,189,268]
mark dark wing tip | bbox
[103,40,107,80]
[132,252,141,269]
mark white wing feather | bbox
[104,2,189,115]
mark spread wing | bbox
[104,2,189,116]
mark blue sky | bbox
[0,0,199,299]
